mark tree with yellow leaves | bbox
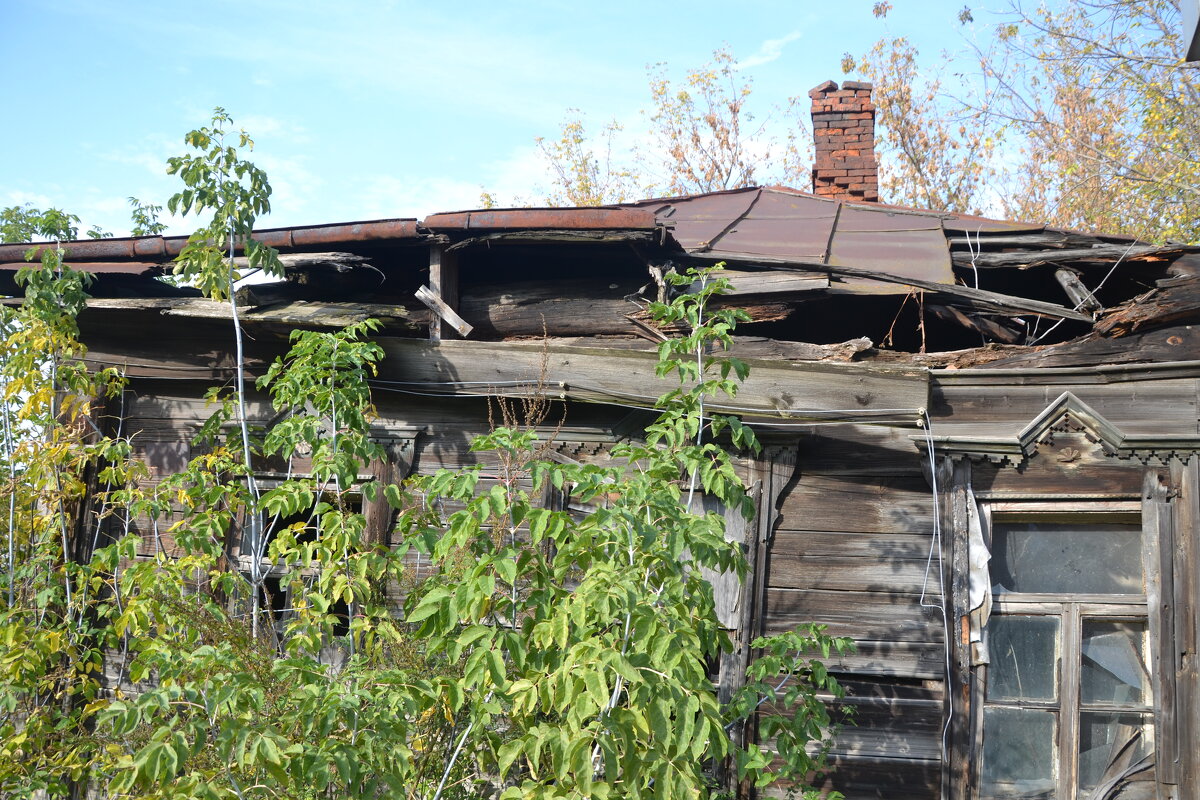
[848,0,1200,242]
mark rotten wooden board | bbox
[457,279,795,338]
[970,324,1200,370]
[75,297,425,330]
[416,284,473,338]
[686,269,829,297]
[373,337,929,422]
[685,253,1094,321]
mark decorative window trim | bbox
[925,391,1200,467]
[921,393,1197,800]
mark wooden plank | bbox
[1144,469,1180,788]
[777,475,937,534]
[687,269,829,297]
[1094,274,1200,337]
[364,439,413,547]
[416,284,473,339]
[799,753,941,800]
[427,244,460,341]
[824,641,947,680]
[970,435,1145,497]
[374,337,929,422]
[946,460,971,800]
[1171,459,1199,795]
[763,589,945,642]
[688,254,1094,321]
[774,531,933,561]
[932,380,1198,437]
[975,324,1200,370]
[79,297,425,329]
[798,423,926,476]
[767,553,936,595]
[457,280,795,338]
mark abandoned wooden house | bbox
[4,80,1199,799]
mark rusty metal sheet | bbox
[422,208,657,231]
[288,219,419,244]
[828,204,955,294]
[634,188,759,252]
[0,218,422,263]
[708,189,836,260]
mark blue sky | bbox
[1,0,979,237]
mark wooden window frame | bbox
[976,502,1154,799]
[927,392,1197,800]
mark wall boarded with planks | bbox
[763,422,946,799]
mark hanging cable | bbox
[918,409,953,782]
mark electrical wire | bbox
[918,409,953,776]
[1027,239,1140,347]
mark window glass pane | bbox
[991,523,1143,594]
[981,707,1057,799]
[1081,620,1150,707]
[1077,711,1153,796]
[987,615,1059,702]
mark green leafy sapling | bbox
[398,264,851,799]
[165,108,285,637]
[128,197,168,237]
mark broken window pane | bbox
[1077,711,1153,796]
[981,707,1057,799]
[990,522,1143,594]
[987,615,1059,702]
[1081,620,1150,707]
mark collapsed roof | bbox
[1,182,1196,372]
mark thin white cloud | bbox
[737,30,804,70]
[0,190,57,211]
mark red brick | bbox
[808,79,838,98]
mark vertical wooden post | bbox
[945,458,974,800]
[428,244,459,342]
[363,437,414,548]
[1170,458,1198,799]
[1145,467,1180,797]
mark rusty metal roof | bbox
[0,187,1163,291]
[423,207,656,231]
[625,186,956,294]
[0,218,421,264]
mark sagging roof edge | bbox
[0,207,663,264]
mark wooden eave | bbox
[923,390,1200,464]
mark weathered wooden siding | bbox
[765,422,946,799]
[932,369,1200,439]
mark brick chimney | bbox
[809,80,878,203]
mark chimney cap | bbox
[842,80,873,91]
[807,79,839,98]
